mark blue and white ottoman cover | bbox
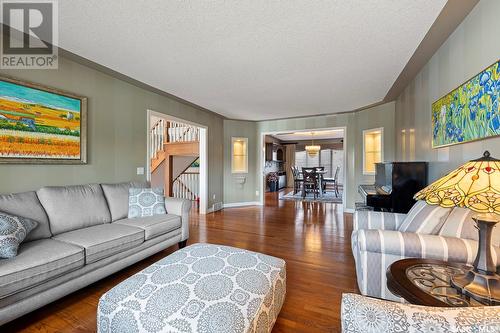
[97,243,286,333]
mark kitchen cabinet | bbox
[266,143,285,162]
[265,143,273,161]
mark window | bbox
[295,148,343,181]
[363,128,383,175]
[231,137,248,173]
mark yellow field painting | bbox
[0,78,83,161]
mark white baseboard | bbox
[223,201,262,208]
[344,208,355,213]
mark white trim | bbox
[344,208,355,214]
[223,201,262,208]
[362,127,384,176]
[146,109,209,215]
[259,126,348,211]
[199,127,208,215]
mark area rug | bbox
[280,190,343,203]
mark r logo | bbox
[0,0,58,69]
[2,2,53,54]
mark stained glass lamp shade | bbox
[414,151,499,304]
[414,151,500,213]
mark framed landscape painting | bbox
[432,60,500,148]
[0,77,87,164]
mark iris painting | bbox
[432,60,500,148]
[0,78,87,163]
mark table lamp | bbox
[414,151,499,305]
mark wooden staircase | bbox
[150,119,200,198]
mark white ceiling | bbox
[272,129,344,141]
[56,0,446,120]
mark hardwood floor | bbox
[3,190,358,332]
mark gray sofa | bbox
[0,181,191,325]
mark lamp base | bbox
[451,270,500,305]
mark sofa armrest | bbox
[164,197,191,241]
[341,293,500,333]
[355,229,500,265]
[353,210,406,231]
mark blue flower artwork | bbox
[432,60,500,148]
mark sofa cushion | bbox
[0,239,84,299]
[398,200,452,235]
[53,224,144,264]
[101,181,149,221]
[439,207,500,247]
[128,187,166,218]
[0,211,38,258]
[0,191,51,241]
[37,184,112,235]
[114,214,181,240]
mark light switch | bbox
[137,167,144,175]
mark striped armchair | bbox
[351,202,500,302]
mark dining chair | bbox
[315,166,325,192]
[323,166,341,197]
[301,167,319,199]
[291,166,303,195]
[333,165,340,197]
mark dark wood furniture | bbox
[359,161,428,213]
[291,166,303,194]
[323,165,340,197]
[265,143,273,161]
[265,142,286,162]
[301,167,319,199]
[386,258,487,307]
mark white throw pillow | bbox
[398,200,452,235]
[128,188,166,218]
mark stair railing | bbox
[172,172,199,201]
[150,118,166,159]
[168,121,199,143]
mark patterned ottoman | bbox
[97,243,286,333]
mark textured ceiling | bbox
[56,1,446,120]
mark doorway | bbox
[259,127,347,209]
[146,110,208,214]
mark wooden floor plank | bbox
[2,190,358,332]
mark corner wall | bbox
[396,0,500,182]
[0,56,224,207]
[223,120,258,205]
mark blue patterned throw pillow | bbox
[0,211,38,259]
[128,188,166,218]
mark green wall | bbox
[396,0,500,183]
[0,56,224,207]
[223,120,258,204]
